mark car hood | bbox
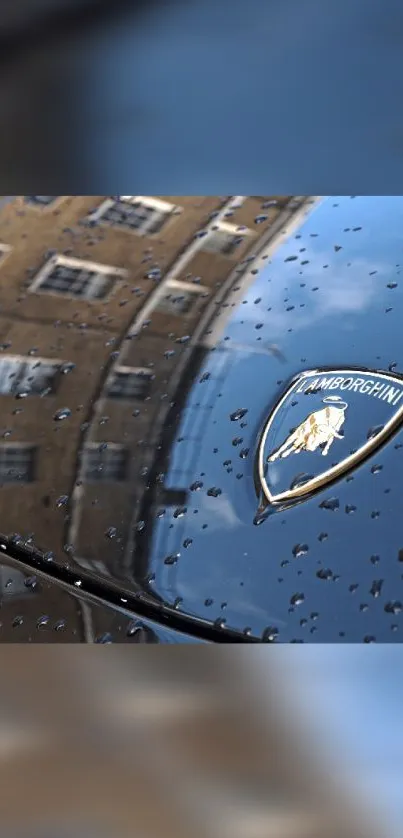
[1,195,403,641]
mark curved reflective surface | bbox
[1,195,403,641]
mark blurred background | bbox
[1,0,403,192]
[0,645,398,838]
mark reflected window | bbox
[29,255,125,300]
[201,222,250,256]
[157,289,197,316]
[89,195,180,235]
[159,488,188,506]
[24,196,58,207]
[81,443,128,482]
[0,356,61,396]
[0,243,11,264]
[155,280,209,317]
[0,444,36,483]
[107,367,153,401]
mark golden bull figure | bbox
[268,395,348,461]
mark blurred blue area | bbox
[267,646,403,838]
[1,0,403,190]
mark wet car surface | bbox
[1,194,403,642]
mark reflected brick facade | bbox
[0,196,292,575]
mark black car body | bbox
[0,194,402,642]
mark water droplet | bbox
[318,532,328,542]
[387,282,398,289]
[96,633,113,644]
[24,575,38,590]
[204,598,213,607]
[207,487,222,498]
[214,618,226,629]
[345,504,356,514]
[53,407,72,421]
[12,616,23,627]
[183,538,193,548]
[262,626,279,642]
[56,494,69,508]
[54,619,66,631]
[173,597,183,610]
[60,362,75,375]
[146,267,162,280]
[126,620,143,637]
[190,480,203,491]
[371,510,380,519]
[105,526,117,539]
[292,543,309,558]
[232,437,243,447]
[290,592,305,606]
[316,568,333,580]
[371,464,383,474]
[370,579,383,598]
[164,553,180,566]
[230,408,248,422]
[385,601,402,615]
[319,497,339,511]
[37,615,50,628]
[173,506,187,518]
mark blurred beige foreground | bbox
[0,648,384,838]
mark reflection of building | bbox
[0,651,383,837]
[0,196,295,585]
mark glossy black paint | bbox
[2,195,403,642]
[0,544,204,643]
[135,197,403,641]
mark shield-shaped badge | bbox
[258,368,403,504]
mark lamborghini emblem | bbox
[268,396,348,461]
[258,368,403,505]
